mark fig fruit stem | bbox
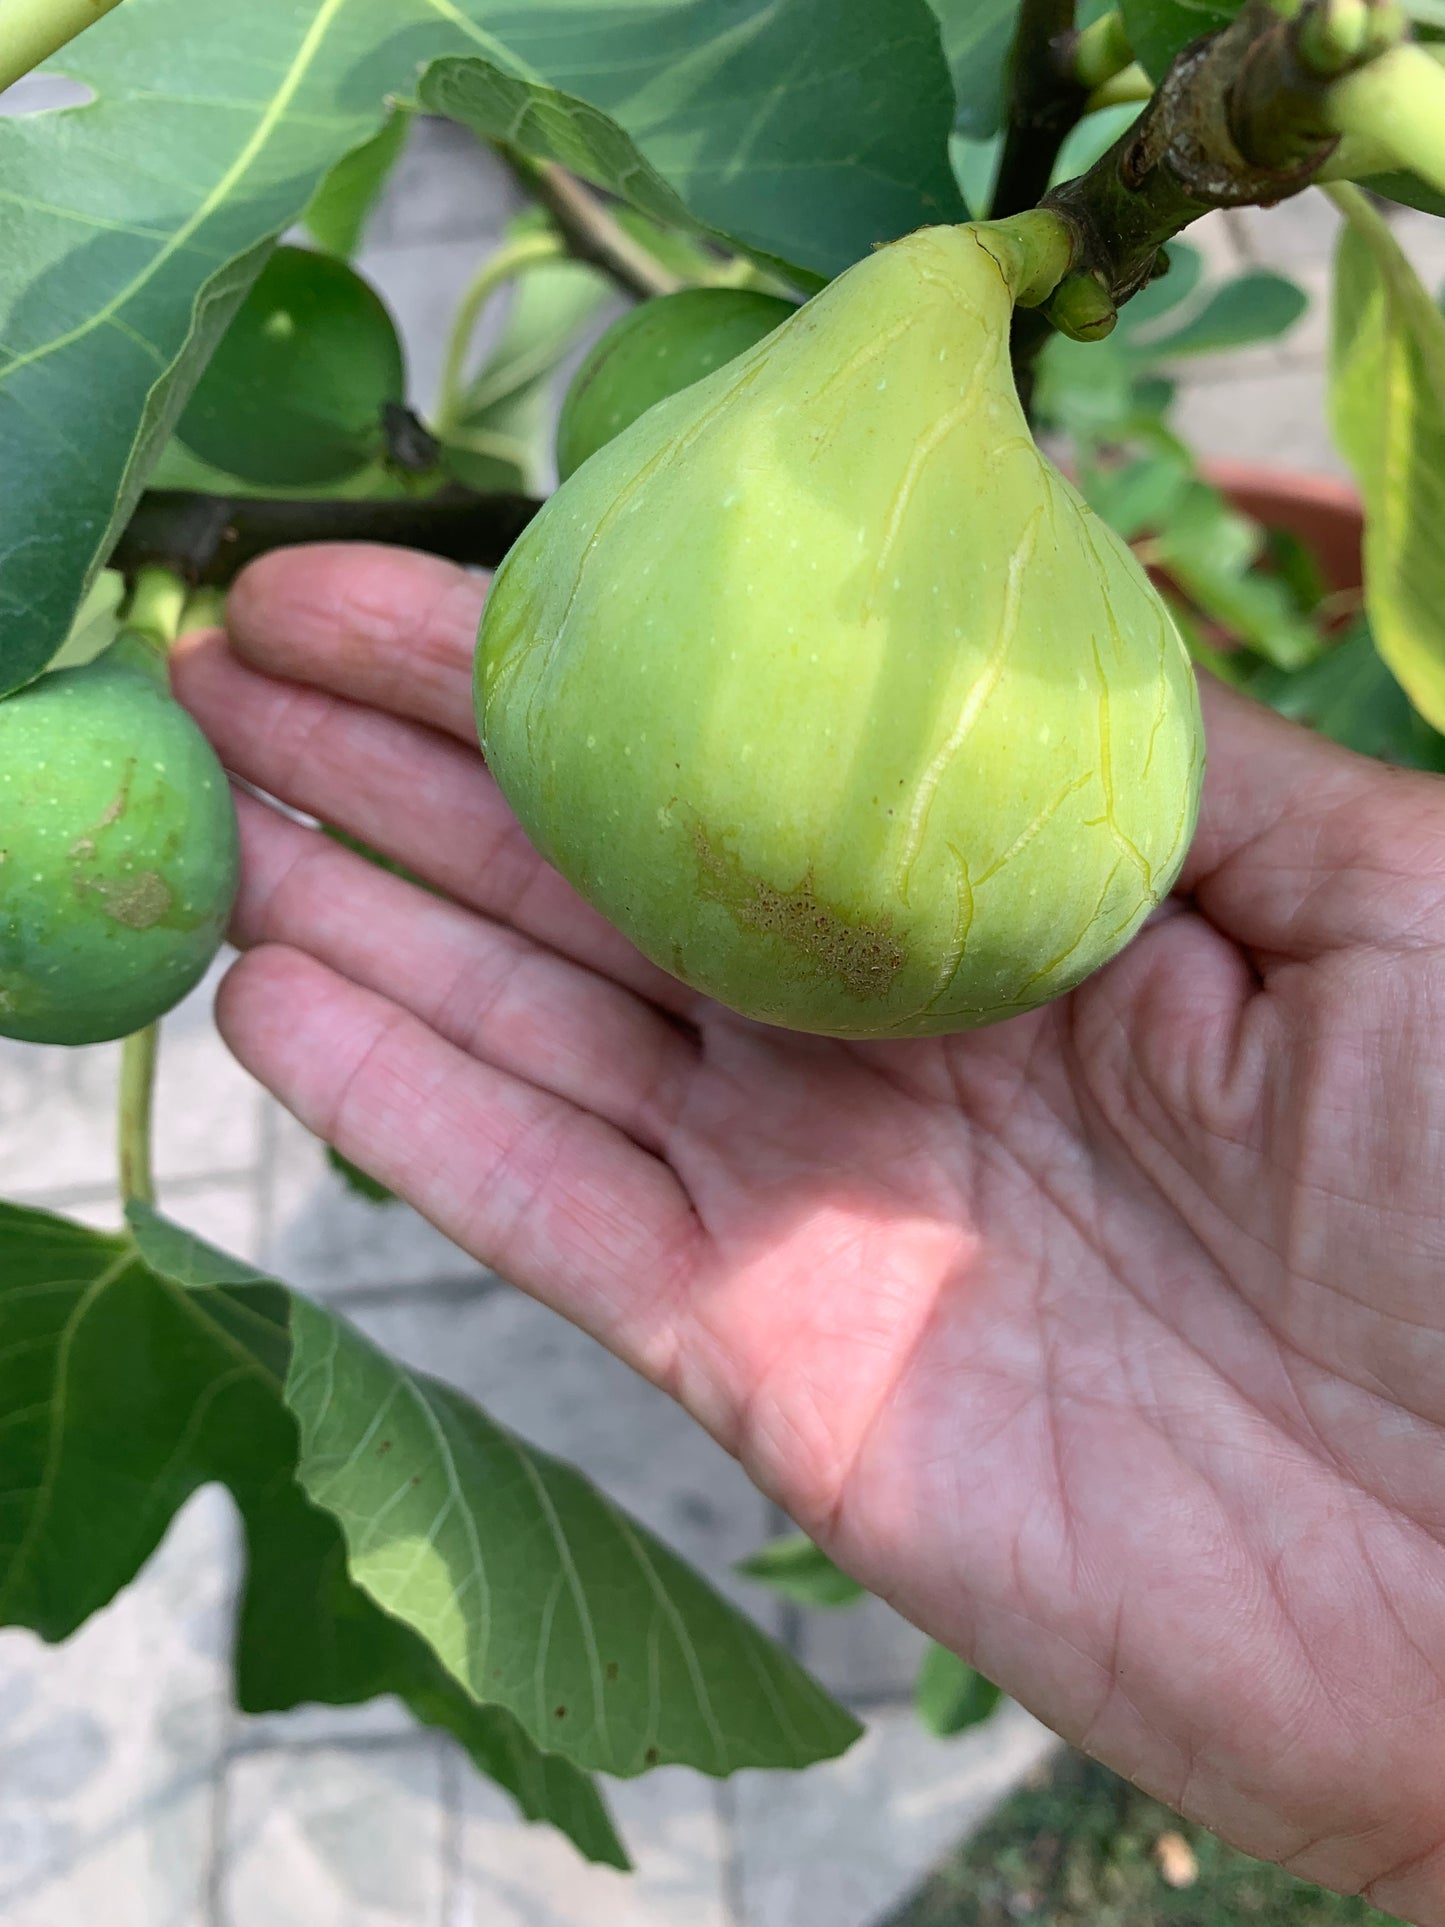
[0,0,123,94]
[433,230,568,438]
[975,209,1079,308]
[1327,43,1445,197]
[118,1024,159,1210]
[123,564,188,656]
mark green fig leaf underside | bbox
[478,226,1204,1039]
[0,1201,626,1866]
[0,0,963,696]
[0,1197,856,1790]
[301,108,411,261]
[284,1291,861,1778]
[1330,195,1445,733]
[923,0,1021,139]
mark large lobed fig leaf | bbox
[476,225,1204,1039]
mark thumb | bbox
[1176,672,1445,962]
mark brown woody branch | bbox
[112,487,544,589]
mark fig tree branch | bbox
[112,487,543,589]
[0,0,123,94]
[993,0,1090,219]
[498,148,681,299]
[1037,0,1411,334]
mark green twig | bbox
[433,230,566,437]
[118,1024,159,1209]
[0,0,123,94]
[498,149,681,300]
[1036,0,1373,339]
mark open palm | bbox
[175,545,1445,1926]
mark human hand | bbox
[174,544,1445,1924]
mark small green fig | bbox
[0,640,240,1046]
[476,224,1204,1039]
[174,245,406,488]
[556,288,797,479]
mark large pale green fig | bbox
[0,641,240,1046]
[556,288,797,479]
[476,224,1204,1038]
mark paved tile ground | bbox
[4,88,1443,1927]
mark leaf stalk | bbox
[118,1024,159,1209]
[433,230,567,438]
[0,0,123,95]
[498,149,681,300]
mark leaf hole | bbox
[0,74,97,116]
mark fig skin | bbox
[556,288,797,480]
[0,642,240,1046]
[476,224,1204,1039]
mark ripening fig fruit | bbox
[174,245,406,488]
[556,288,796,479]
[476,224,1204,1038]
[0,640,239,1046]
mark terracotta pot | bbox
[1202,459,1364,596]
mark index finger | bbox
[223,543,487,743]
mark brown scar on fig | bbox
[76,869,174,930]
[69,836,97,861]
[693,826,906,999]
[93,758,136,832]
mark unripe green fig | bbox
[174,245,405,488]
[0,640,240,1046]
[476,225,1204,1038]
[556,288,796,480]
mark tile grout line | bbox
[252,1092,283,1267]
[202,1724,235,1927]
[716,1777,749,1927]
[437,1737,464,1925]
